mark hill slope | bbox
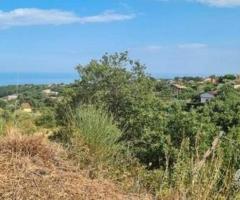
[0,132,150,200]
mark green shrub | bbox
[72,105,122,163]
[36,109,56,128]
[0,117,5,135]
[14,111,37,135]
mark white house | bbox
[2,94,18,101]
[200,92,216,103]
[234,85,240,90]
[42,89,59,97]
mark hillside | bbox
[0,53,240,199]
[0,131,150,200]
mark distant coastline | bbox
[0,72,237,86]
[0,72,79,86]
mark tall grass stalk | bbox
[0,117,5,135]
[155,138,237,199]
[72,105,122,163]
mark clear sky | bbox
[1,0,240,76]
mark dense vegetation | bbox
[1,52,240,199]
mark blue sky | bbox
[0,0,240,76]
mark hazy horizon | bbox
[0,71,239,86]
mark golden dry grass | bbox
[0,132,150,200]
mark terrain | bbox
[0,52,240,199]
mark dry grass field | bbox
[0,130,150,200]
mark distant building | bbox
[42,89,51,95]
[2,94,18,101]
[171,84,187,96]
[200,92,216,103]
[234,85,240,90]
[236,75,240,84]
[42,89,59,97]
[204,77,217,84]
[168,80,175,84]
[172,84,187,90]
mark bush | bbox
[72,105,122,163]
[14,111,37,135]
[53,104,150,192]
[36,109,56,128]
[0,117,5,136]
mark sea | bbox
[0,73,79,86]
[0,72,210,86]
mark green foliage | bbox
[0,100,7,109]
[155,80,172,98]
[0,85,18,98]
[35,108,56,128]
[60,52,168,167]
[0,84,64,110]
[72,105,122,162]
[0,117,6,135]
[14,111,38,135]
[223,74,236,80]
[177,87,196,100]
[203,83,215,92]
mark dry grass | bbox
[0,131,150,200]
